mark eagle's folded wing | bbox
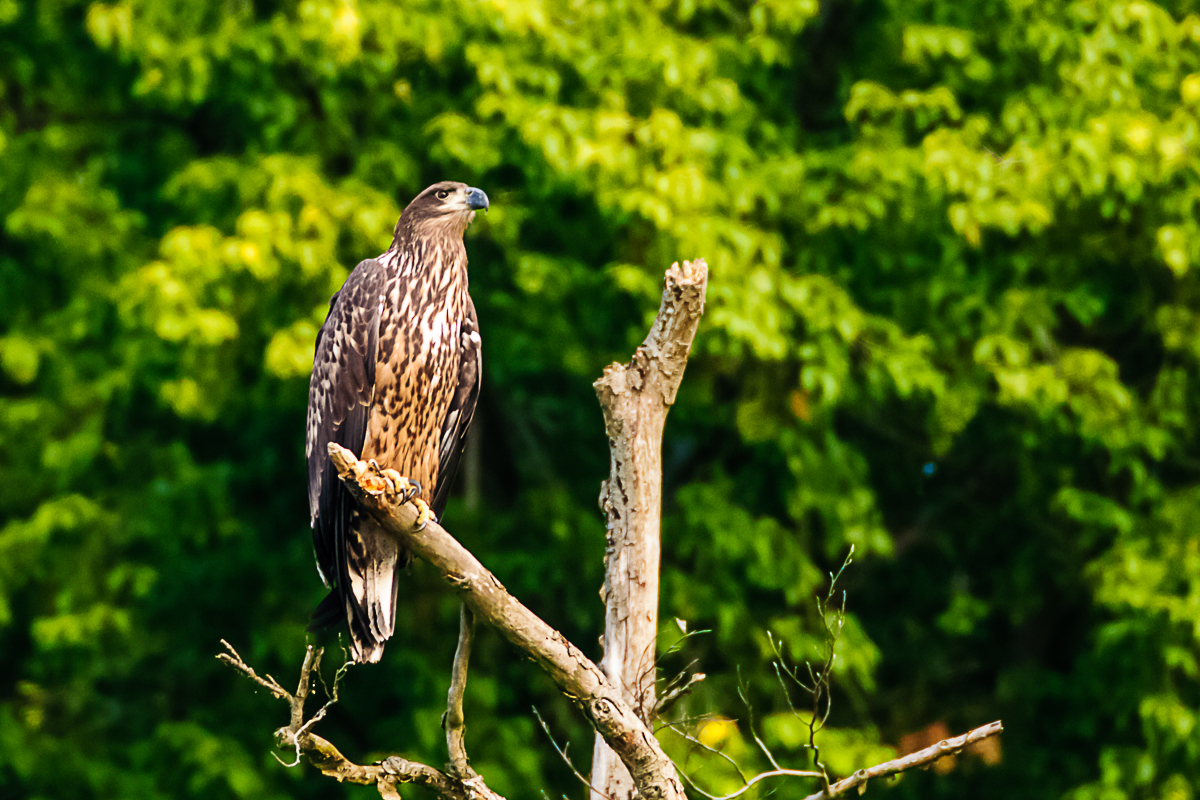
[305,259,385,587]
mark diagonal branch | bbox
[328,443,687,800]
[532,705,612,799]
[799,720,1005,800]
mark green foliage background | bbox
[3,0,1200,797]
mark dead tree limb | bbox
[216,640,503,800]
[590,258,709,800]
[799,720,1005,800]
[328,444,687,800]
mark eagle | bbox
[305,181,488,663]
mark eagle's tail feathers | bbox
[338,519,403,664]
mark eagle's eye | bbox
[436,189,450,200]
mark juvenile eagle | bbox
[306,181,488,663]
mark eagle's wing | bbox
[306,259,385,590]
[429,295,482,517]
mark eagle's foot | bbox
[380,468,422,504]
[412,498,436,530]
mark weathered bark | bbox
[591,259,709,800]
[328,445,687,800]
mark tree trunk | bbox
[590,260,708,800]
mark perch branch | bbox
[217,640,504,800]
[328,443,687,800]
[442,604,478,780]
[592,258,709,800]
[799,720,1005,800]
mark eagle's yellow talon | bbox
[380,469,422,502]
[412,498,436,530]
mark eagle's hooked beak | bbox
[465,187,489,211]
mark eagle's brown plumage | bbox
[305,181,487,663]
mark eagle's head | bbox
[400,181,490,237]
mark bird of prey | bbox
[305,181,488,663]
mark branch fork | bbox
[217,639,499,800]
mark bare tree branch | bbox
[668,718,1004,800]
[443,604,477,781]
[799,720,1005,800]
[217,640,505,800]
[769,545,855,785]
[592,258,709,800]
[657,548,1009,800]
[216,639,290,702]
[328,444,687,800]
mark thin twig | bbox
[532,706,613,800]
[661,718,749,784]
[654,631,711,718]
[291,645,322,729]
[660,629,713,660]
[680,766,826,800]
[654,712,725,733]
[768,545,855,785]
[217,639,291,701]
[736,671,783,772]
[656,671,706,717]
[673,720,1003,800]
[659,658,701,698]
[291,647,349,757]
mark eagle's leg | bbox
[380,468,436,529]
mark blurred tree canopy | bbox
[3,0,1200,797]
